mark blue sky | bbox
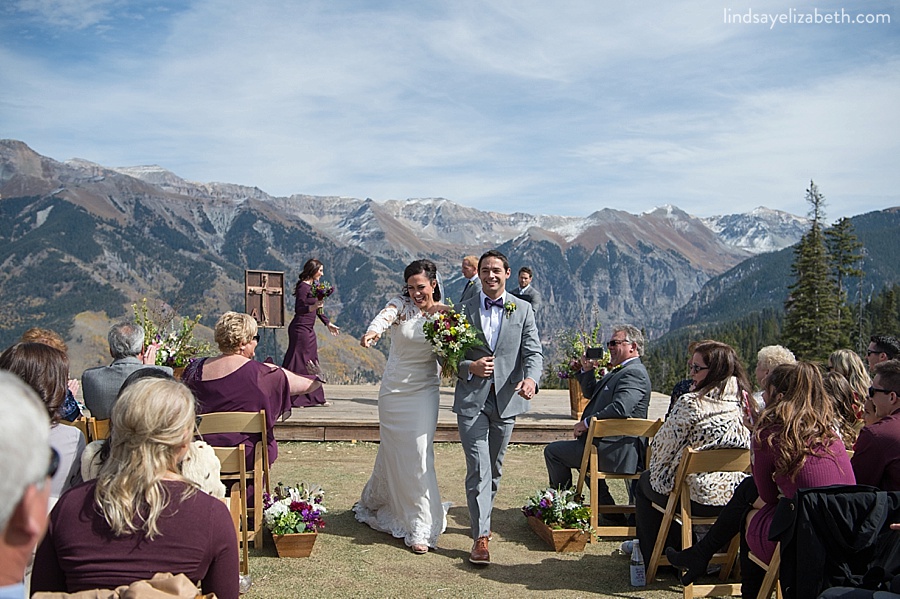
[1,0,898,220]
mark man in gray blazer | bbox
[454,250,543,565]
[544,324,651,509]
[81,322,173,419]
[510,266,543,313]
[458,254,482,304]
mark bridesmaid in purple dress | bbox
[183,311,322,471]
[282,259,340,407]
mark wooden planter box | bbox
[568,379,589,420]
[272,532,318,557]
[527,516,588,553]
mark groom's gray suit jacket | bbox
[452,293,543,419]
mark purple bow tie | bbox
[484,297,504,310]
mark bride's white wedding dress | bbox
[353,296,449,548]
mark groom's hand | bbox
[515,377,536,400]
[470,356,494,378]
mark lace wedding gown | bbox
[353,296,449,548]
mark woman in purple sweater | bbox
[32,378,239,598]
[744,362,855,595]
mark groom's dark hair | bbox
[478,249,509,272]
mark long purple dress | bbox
[282,280,329,407]
[182,358,292,470]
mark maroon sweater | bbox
[32,480,238,599]
[852,409,900,491]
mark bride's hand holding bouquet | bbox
[422,304,482,378]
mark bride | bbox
[355,259,448,554]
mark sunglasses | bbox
[689,364,709,374]
[868,386,895,398]
[252,334,260,342]
[606,339,632,348]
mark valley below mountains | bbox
[0,139,836,381]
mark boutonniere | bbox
[503,301,516,319]
[611,363,624,373]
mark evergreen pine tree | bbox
[825,216,864,347]
[781,181,842,360]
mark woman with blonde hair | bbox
[823,371,864,448]
[32,378,238,597]
[182,311,322,471]
[828,348,870,408]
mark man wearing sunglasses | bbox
[544,324,652,516]
[851,359,900,492]
[865,334,900,374]
[0,371,53,598]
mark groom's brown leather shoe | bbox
[469,536,490,565]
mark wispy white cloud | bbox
[13,0,117,29]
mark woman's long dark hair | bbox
[692,340,752,401]
[294,259,324,297]
[0,342,69,424]
[402,259,441,301]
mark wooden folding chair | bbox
[88,418,111,442]
[61,417,90,440]
[198,410,269,548]
[646,447,751,599]
[574,418,663,541]
[749,543,782,599]
[213,445,250,577]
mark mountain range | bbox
[4,138,882,383]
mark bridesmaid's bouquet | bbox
[311,281,335,315]
[423,307,482,378]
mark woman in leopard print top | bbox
[634,340,752,557]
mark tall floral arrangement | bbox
[554,322,608,380]
[133,298,213,368]
[422,305,482,378]
[522,487,594,533]
[263,482,327,535]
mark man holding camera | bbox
[543,324,651,510]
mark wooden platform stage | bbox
[275,384,670,445]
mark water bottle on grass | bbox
[630,539,646,587]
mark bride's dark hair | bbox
[402,259,441,301]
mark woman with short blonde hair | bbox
[32,378,238,597]
[214,311,258,355]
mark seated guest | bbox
[182,311,321,470]
[544,324,651,508]
[0,371,53,599]
[668,340,714,415]
[823,371,864,449]
[20,327,83,422]
[754,344,796,392]
[851,359,900,491]
[828,348,871,407]
[0,343,84,499]
[81,322,172,419]
[743,362,855,598]
[634,341,751,562]
[866,334,900,373]
[31,378,239,598]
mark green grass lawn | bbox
[245,442,689,598]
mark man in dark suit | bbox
[458,255,482,304]
[454,250,543,565]
[544,324,651,506]
[510,266,542,313]
[81,322,173,419]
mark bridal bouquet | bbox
[423,307,482,378]
[311,281,335,315]
[263,482,327,535]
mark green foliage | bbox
[781,182,842,360]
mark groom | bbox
[454,249,543,565]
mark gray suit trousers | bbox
[457,390,516,539]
